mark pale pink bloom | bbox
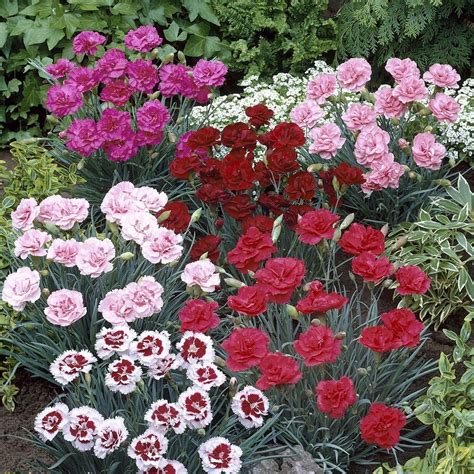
[412,132,446,170]
[385,58,420,82]
[34,403,69,441]
[72,31,106,55]
[11,198,39,230]
[105,356,142,394]
[176,331,215,368]
[354,125,390,166]
[130,330,171,366]
[47,239,80,267]
[186,362,225,391]
[38,196,89,230]
[147,354,180,380]
[50,350,96,386]
[198,437,242,474]
[178,387,213,429]
[362,154,405,192]
[141,228,184,265]
[308,123,346,159]
[307,74,337,103]
[181,259,220,293]
[429,93,460,123]
[95,325,137,359]
[63,406,104,452]
[393,77,428,103]
[192,60,228,88]
[145,400,186,435]
[132,186,168,212]
[124,25,162,52]
[44,289,87,326]
[231,386,269,429]
[423,63,460,88]
[398,138,410,149]
[2,267,41,311]
[14,229,51,259]
[341,103,376,131]
[127,429,168,470]
[336,58,371,92]
[101,181,145,223]
[99,289,137,324]
[120,211,158,245]
[126,276,164,318]
[76,238,115,278]
[374,87,407,119]
[94,417,128,459]
[290,100,324,128]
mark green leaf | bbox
[63,13,80,37]
[47,29,65,50]
[0,23,8,48]
[23,26,50,46]
[0,0,18,18]
[183,34,205,56]
[457,174,472,210]
[438,352,453,377]
[164,21,187,42]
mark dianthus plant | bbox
[33,27,228,204]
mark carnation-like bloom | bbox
[359,325,397,353]
[47,239,80,267]
[72,31,106,55]
[316,376,356,419]
[11,198,39,230]
[192,60,228,88]
[144,400,186,435]
[381,308,425,348]
[429,93,460,123]
[231,386,269,428]
[339,223,385,256]
[354,125,390,166]
[127,428,169,470]
[296,280,348,314]
[45,84,83,117]
[374,86,407,119]
[341,103,376,131]
[45,58,74,79]
[198,437,242,474]
[423,63,460,88]
[105,356,142,394]
[352,251,393,282]
[130,330,171,366]
[227,285,268,317]
[132,186,168,213]
[290,100,324,129]
[98,289,137,324]
[309,123,346,159]
[181,259,220,293]
[99,80,132,106]
[2,267,41,311]
[412,132,446,170]
[124,25,163,52]
[141,227,184,264]
[95,325,137,359]
[186,362,226,391]
[120,211,158,245]
[128,59,159,94]
[50,350,96,385]
[159,63,192,97]
[393,77,428,103]
[126,276,164,318]
[295,209,340,245]
[176,331,215,367]
[63,406,104,451]
[362,154,405,191]
[34,402,69,441]
[14,228,51,259]
[178,387,213,429]
[385,58,420,83]
[65,66,99,93]
[76,238,115,278]
[256,352,302,390]
[44,289,87,326]
[395,265,431,295]
[147,354,180,380]
[94,417,128,459]
[179,299,220,333]
[96,48,128,83]
[294,325,342,366]
[336,58,371,92]
[306,73,337,103]
[38,195,89,230]
[101,181,145,224]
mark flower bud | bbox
[286,304,299,319]
[42,288,50,298]
[157,210,171,223]
[148,91,161,100]
[224,278,246,288]
[335,331,346,340]
[40,269,49,277]
[380,223,389,236]
[332,228,342,241]
[311,318,322,326]
[43,222,60,235]
[392,236,408,250]
[190,208,202,224]
[340,213,354,231]
[307,163,323,173]
[163,53,175,65]
[214,356,226,368]
[197,429,206,436]
[167,131,177,143]
[433,179,451,187]
[356,368,368,376]
[419,107,432,117]
[177,51,186,64]
[119,252,134,261]
[84,373,91,385]
[77,158,85,170]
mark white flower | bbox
[186,362,225,391]
[176,332,215,367]
[49,350,96,385]
[34,402,69,441]
[129,330,171,366]
[127,428,168,470]
[105,356,142,394]
[231,386,269,429]
[94,325,137,359]
[63,406,104,451]
[178,386,213,429]
[198,437,243,474]
[144,400,186,434]
[94,416,128,459]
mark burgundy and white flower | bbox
[98,289,137,324]
[147,354,181,380]
[63,406,104,451]
[186,362,225,391]
[176,332,215,367]
[138,459,188,473]
[178,386,213,429]
[127,428,169,470]
[130,330,171,365]
[50,350,96,385]
[198,437,243,474]
[126,276,164,318]
[94,417,128,459]
[120,211,159,244]
[34,402,69,441]
[105,356,142,394]
[145,400,186,434]
[231,386,269,429]
[94,325,137,359]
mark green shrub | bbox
[388,175,474,329]
[210,0,336,78]
[0,0,228,146]
[337,0,474,77]
[0,140,81,410]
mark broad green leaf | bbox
[47,29,65,50]
[164,21,187,42]
[0,23,8,48]
[0,0,18,18]
[457,174,472,210]
[183,34,205,56]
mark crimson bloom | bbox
[296,209,340,245]
[256,352,302,390]
[381,308,424,348]
[294,325,342,366]
[227,285,268,317]
[296,280,348,314]
[395,265,431,295]
[245,104,274,127]
[285,172,316,201]
[339,223,385,255]
[359,326,398,352]
[178,299,220,333]
[352,252,393,282]
[316,376,356,419]
[157,200,190,233]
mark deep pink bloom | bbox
[72,31,106,55]
[192,60,227,88]
[98,108,133,141]
[100,80,132,106]
[295,209,340,245]
[96,49,128,83]
[46,59,74,79]
[124,25,162,52]
[159,64,191,97]
[127,59,158,93]
[66,118,103,157]
[65,66,99,93]
[45,84,83,117]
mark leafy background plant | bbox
[388,175,474,329]
[0,0,229,146]
[337,0,474,80]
